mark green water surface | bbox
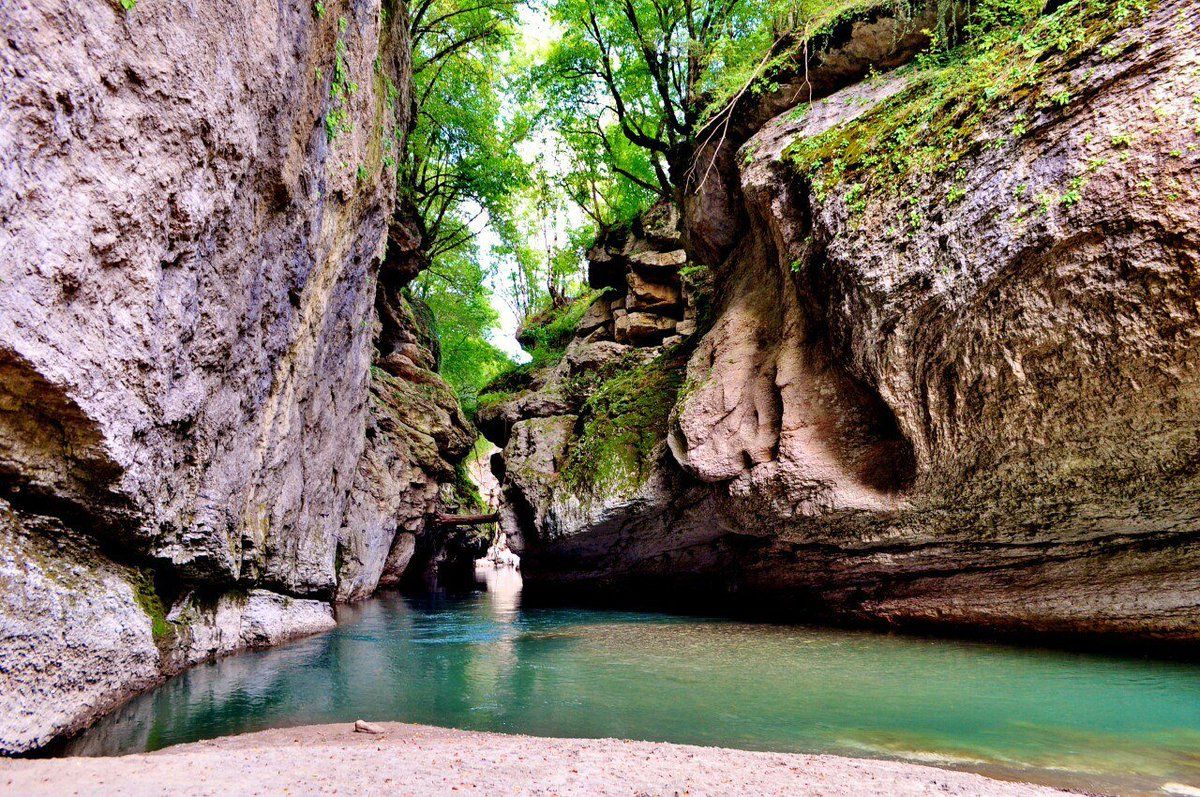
[67,571,1200,794]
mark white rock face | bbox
[0,502,159,754]
[0,0,402,589]
[0,500,342,756]
[168,590,336,667]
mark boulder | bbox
[0,501,339,755]
[560,340,632,378]
[576,298,614,335]
[376,532,418,589]
[628,249,688,272]
[476,389,575,449]
[634,201,683,247]
[167,590,336,668]
[354,720,386,734]
[626,272,683,316]
[0,506,160,755]
[501,416,578,541]
[617,312,676,346]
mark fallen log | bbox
[435,511,500,527]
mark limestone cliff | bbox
[0,0,471,753]
[483,0,1200,645]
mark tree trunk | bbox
[435,512,500,526]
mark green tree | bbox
[413,245,514,409]
[533,0,769,204]
[403,0,530,262]
[491,146,591,320]
[392,0,534,404]
[529,0,869,221]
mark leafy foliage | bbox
[519,288,607,367]
[785,0,1152,209]
[397,0,534,408]
[400,0,1150,420]
[325,17,358,142]
[528,0,877,219]
[491,157,592,319]
[403,0,530,262]
[412,248,514,415]
[698,0,871,114]
[395,0,881,404]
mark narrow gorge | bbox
[1,0,1199,790]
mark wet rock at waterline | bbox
[166,591,337,668]
[481,0,1200,643]
[0,0,473,752]
[0,500,337,754]
[0,503,159,755]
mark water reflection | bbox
[476,565,522,619]
[66,574,1200,795]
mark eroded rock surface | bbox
[0,501,159,754]
[0,0,472,752]
[166,590,336,669]
[490,0,1200,645]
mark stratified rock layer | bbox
[489,0,1200,645]
[0,0,471,753]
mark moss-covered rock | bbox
[561,351,687,497]
[784,0,1154,206]
[515,289,609,369]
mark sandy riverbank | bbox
[0,722,1077,796]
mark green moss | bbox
[701,0,909,122]
[323,16,361,144]
[453,458,487,513]
[560,349,687,497]
[476,390,517,410]
[519,288,609,369]
[784,0,1152,207]
[130,568,175,647]
[476,289,611,415]
[476,360,537,413]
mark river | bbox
[66,569,1200,795]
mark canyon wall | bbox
[485,0,1200,644]
[0,0,470,753]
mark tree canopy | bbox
[528,0,835,213]
[390,0,896,405]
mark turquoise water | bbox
[68,571,1200,794]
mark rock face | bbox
[165,590,337,670]
[489,0,1200,645]
[0,500,160,755]
[479,224,699,567]
[586,204,693,346]
[0,0,472,753]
